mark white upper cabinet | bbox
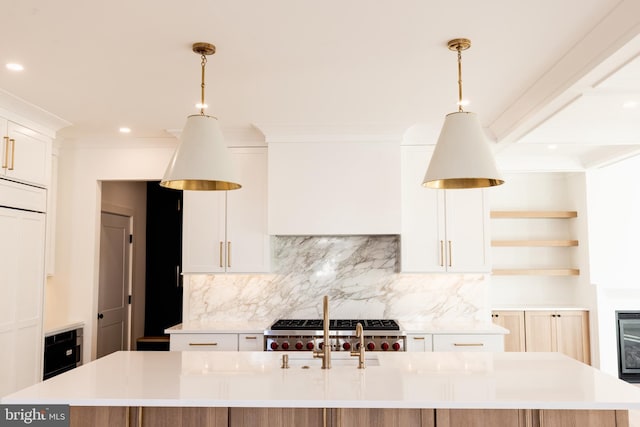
[182,147,270,273]
[401,145,490,273]
[268,141,401,235]
[0,118,52,188]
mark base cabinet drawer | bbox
[406,334,433,352]
[433,334,504,352]
[238,334,263,351]
[169,333,238,351]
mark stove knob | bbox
[342,342,351,351]
[355,342,361,350]
[367,342,376,351]
[381,342,389,351]
[281,341,290,350]
[295,342,303,350]
[306,342,314,350]
[319,342,324,350]
[270,341,278,350]
[392,342,401,351]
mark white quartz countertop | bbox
[44,320,84,337]
[3,351,640,410]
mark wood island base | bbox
[70,406,629,427]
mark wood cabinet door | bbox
[524,311,556,352]
[492,311,525,352]
[229,408,323,427]
[436,409,525,427]
[555,310,590,364]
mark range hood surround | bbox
[185,235,489,323]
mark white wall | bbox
[586,154,640,377]
[47,137,176,362]
[101,181,147,350]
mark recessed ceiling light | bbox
[195,103,208,110]
[119,127,131,133]
[6,63,24,71]
[623,101,638,109]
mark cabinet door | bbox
[226,148,269,272]
[238,334,263,351]
[443,189,489,272]
[401,146,446,272]
[491,311,525,352]
[406,334,433,352]
[182,191,225,273]
[555,311,590,364]
[0,206,46,396]
[524,311,556,352]
[4,121,51,187]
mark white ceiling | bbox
[0,0,639,171]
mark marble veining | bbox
[185,236,489,324]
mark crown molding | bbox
[0,89,71,137]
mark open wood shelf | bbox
[490,211,577,219]
[492,240,579,247]
[492,268,580,276]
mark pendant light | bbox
[160,42,241,191]
[423,38,504,189]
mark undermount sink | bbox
[284,355,380,368]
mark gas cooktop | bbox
[270,319,401,331]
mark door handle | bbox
[2,136,8,169]
[448,240,452,267]
[98,313,104,319]
[227,241,231,268]
[8,138,15,170]
[219,241,223,268]
[176,265,181,288]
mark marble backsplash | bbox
[184,235,489,324]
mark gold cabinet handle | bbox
[2,136,8,169]
[448,240,452,267]
[439,240,444,267]
[227,241,231,268]
[412,337,425,340]
[189,342,218,346]
[219,241,223,268]
[453,343,484,347]
[8,138,15,170]
[244,336,257,340]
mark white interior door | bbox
[97,212,131,358]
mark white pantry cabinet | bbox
[0,118,52,187]
[268,141,401,235]
[401,145,490,273]
[182,147,270,273]
[0,179,47,396]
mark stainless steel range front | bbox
[264,319,406,352]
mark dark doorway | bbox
[144,182,183,339]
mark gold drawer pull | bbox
[219,241,223,268]
[244,336,257,340]
[189,342,218,346]
[453,343,484,347]
[2,136,8,169]
[412,337,425,340]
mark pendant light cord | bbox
[457,47,464,112]
[200,54,207,115]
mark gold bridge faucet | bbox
[350,322,366,369]
[313,295,331,369]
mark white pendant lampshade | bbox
[160,42,241,191]
[423,111,503,189]
[160,114,241,190]
[423,38,504,190]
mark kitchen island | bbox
[3,351,639,427]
